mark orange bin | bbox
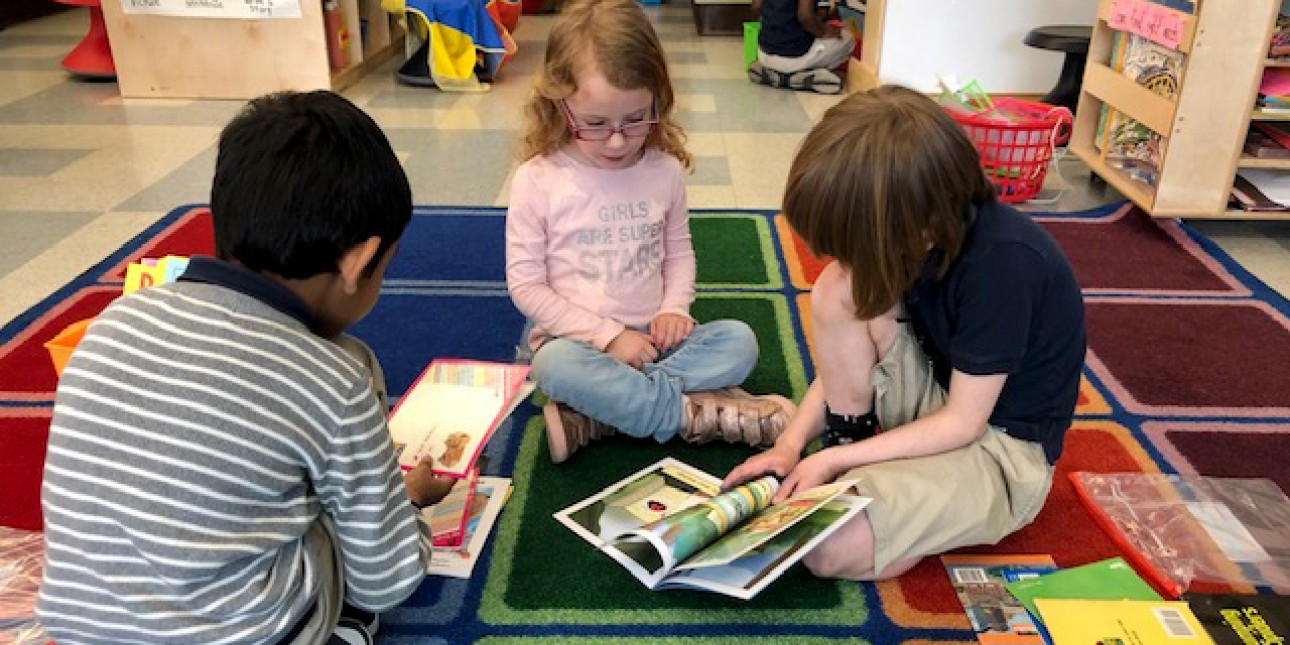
[44,318,93,377]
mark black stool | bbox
[1024,25,1092,113]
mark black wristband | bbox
[822,407,880,447]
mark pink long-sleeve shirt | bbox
[506,148,696,351]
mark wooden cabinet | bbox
[1070,0,1288,219]
[101,0,402,100]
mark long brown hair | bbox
[518,0,692,169]
[784,85,995,319]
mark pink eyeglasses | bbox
[558,99,659,141]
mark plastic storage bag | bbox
[0,526,47,645]
[1071,472,1290,597]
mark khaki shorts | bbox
[843,323,1054,575]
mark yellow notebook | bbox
[1036,598,1216,645]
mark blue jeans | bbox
[530,320,760,441]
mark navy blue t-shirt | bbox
[905,200,1086,464]
[758,0,813,58]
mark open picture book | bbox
[554,458,870,600]
[388,358,533,477]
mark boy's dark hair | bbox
[784,84,996,320]
[211,90,411,280]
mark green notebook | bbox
[1005,556,1161,621]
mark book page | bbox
[388,360,531,477]
[673,478,859,571]
[553,459,721,588]
[656,496,869,600]
[615,476,778,570]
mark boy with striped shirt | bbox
[37,91,452,645]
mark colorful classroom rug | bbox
[2,202,1289,643]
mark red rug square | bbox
[101,207,213,282]
[1085,297,1290,416]
[0,408,53,531]
[1036,205,1246,295]
[1144,421,1290,494]
[0,287,121,402]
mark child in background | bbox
[724,86,1086,580]
[748,0,853,94]
[506,0,796,465]
[38,91,454,645]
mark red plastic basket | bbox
[947,98,1072,203]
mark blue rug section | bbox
[383,208,510,285]
[353,208,521,398]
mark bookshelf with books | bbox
[1070,0,1290,220]
[100,0,403,99]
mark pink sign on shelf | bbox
[1108,0,1131,29]
[1128,2,1150,32]
[1106,0,1186,51]
[1154,11,1184,49]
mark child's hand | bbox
[775,449,842,503]
[606,329,659,369]
[403,462,457,508]
[649,313,696,351]
[722,445,801,491]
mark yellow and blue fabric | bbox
[384,0,518,92]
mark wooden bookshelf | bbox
[845,0,884,93]
[1070,0,1286,219]
[100,0,402,100]
[1238,157,1290,170]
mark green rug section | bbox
[691,293,806,400]
[691,215,782,290]
[478,638,871,644]
[478,418,867,625]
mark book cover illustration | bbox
[426,467,480,547]
[123,255,190,294]
[388,359,533,477]
[1005,556,1161,623]
[425,476,512,579]
[1036,598,1215,644]
[1183,593,1290,645]
[1094,32,1183,186]
[941,553,1059,645]
[554,458,869,600]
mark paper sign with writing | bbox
[1108,0,1131,30]
[121,0,302,19]
[1106,0,1186,52]
[1151,10,1184,49]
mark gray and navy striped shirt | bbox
[37,258,430,644]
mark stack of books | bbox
[1272,13,1290,60]
[123,255,189,294]
[1245,123,1290,160]
[423,472,513,579]
[943,555,1290,644]
[1257,68,1290,116]
[1233,168,1290,212]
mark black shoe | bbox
[787,68,843,94]
[748,61,785,88]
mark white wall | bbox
[877,0,1099,94]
